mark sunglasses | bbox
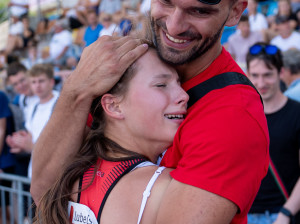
[249,44,279,55]
[198,0,221,5]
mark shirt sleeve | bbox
[170,105,269,213]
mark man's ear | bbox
[225,0,248,27]
[101,94,124,120]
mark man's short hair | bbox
[7,62,27,77]
[27,64,54,80]
[275,15,289,24]
[87,8,97,15]
[239,15,249,23]
[246,42,283,73]
[282,49,300,75]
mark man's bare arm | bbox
[156,179,238,224]
[30,36,148,204]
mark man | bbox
[227,15,263,71]
[8,0,29,18]
[246,43,300,224]
[83,9,103,47]
[270,15,300,52]
[31,1,269,223]
[6,62,39,178]
[98,0,122,16]
[10,64,59,178]
[247,0,269,32]
[0,90,16,224]
[47,19,73,66]
[6,62,39,123]
[281,49,300,102]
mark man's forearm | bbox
[274,178,300,224]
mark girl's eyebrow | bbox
[153,74,173,79]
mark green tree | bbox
[0,0,9,24]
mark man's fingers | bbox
[116,37,145,59]
[119,43,149,71]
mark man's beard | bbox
[150,18,226,66]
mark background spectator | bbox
[46,18,73,67]
[83,9,103,47]
[7,64,59,178]
[248,0,269,33]
[8,0,29,18]
[270,15,300,51]
[227,15,263,71]
[281,48,300,102]
[99,13,121,37]
[0,90,16,223]
[247,42,300,224]
[98,0,122,16]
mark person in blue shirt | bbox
[83,9,103,47]
[0,90,16,220]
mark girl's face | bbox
[119,49,189,154]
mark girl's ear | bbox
[101,94,124,120]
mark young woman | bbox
[34,47,189,224]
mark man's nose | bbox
[166,8,190,37]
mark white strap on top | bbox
[137,166,166,224]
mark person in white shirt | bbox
[6,62,39,178]
[248,0,269,32]
[271,15,300,51]
[7,64,59,178]
[99,14,121,37]
[6,62,39,125]
[227,15,263,71]
[8,0,29,17]
[48,19,73,66]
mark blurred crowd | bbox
[0,0,152,90]
[225,0,300,72]
[1,0,300,223]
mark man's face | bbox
[247,0,257,15]
[238,21,250,38]
[30,73,54,101]
[9,71,32,96]
[87,12,98,26]
[150,0,235,65]
[277,21,292,38]
[280,67,292,86]
[247,58,281,102]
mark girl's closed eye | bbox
[156,83,167,87]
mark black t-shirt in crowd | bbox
[250,98,300,213]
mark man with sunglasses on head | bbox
[247,42,300,224]
[31,1,269,223]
